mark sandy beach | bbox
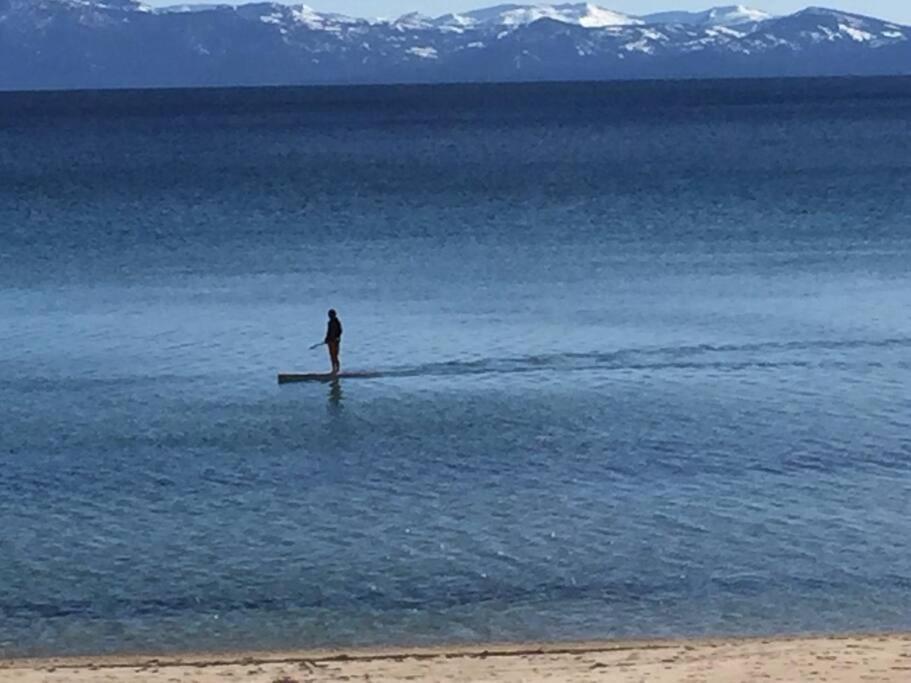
[4,634,911,682]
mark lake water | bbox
[1,78,911,657]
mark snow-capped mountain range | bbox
[0,1,908,90]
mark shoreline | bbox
[4,632,911,682]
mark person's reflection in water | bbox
[327,377,344,411]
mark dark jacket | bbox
[326,318,342,343]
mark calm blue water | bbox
[2,79,911,658]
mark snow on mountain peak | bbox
[706,6,771,25]
[462,3,642,29]
[295,4,363,26]
[2,0,910,90]
[644,5,771,27]
[741,6,909,50]
[51,0,148,10]
[289,4,323,27]
[778,8,902,32]
[393,11,436,29]
[280,4,366,30]
[560,3,643,28]
[157,2,230,12]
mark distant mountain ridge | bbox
[0,1,908,90]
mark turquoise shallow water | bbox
[1,79,911,657]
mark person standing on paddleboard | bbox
[325,309,342,375]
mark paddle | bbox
[309,342,326,351]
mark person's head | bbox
[328,309,337,319]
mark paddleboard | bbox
[278,372,382,384]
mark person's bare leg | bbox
[329,341,340,374]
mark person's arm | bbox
[324,322,332,344]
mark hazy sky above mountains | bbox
[143,1,911,24]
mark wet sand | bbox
[4,634,911,682]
